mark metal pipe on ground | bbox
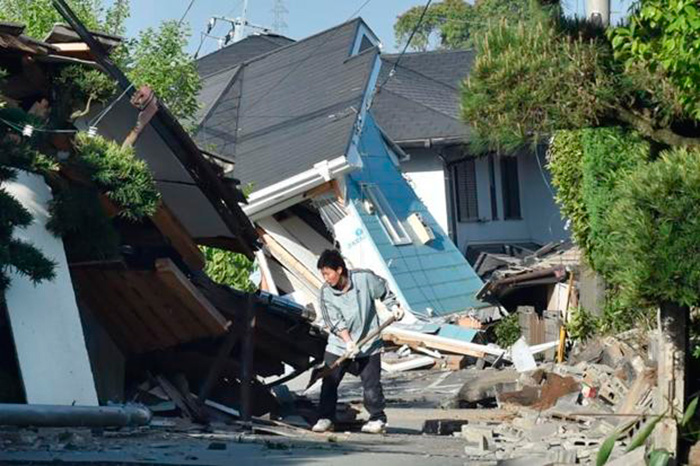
[0,403,152,427]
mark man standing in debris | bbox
[312,249,404,434]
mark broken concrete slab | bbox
[456,368,520,406]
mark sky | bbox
[109,0,634,58]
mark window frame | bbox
[452,158,479,223]
[500,156,522,220]
[363,184,413,246]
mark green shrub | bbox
[74,132,160,220]
[201,247,256,292]
[461,5,619,152]
[605,147,700,309]
[566,307,600,342]
[495,313,521,347]
[580,127,650,276]
[547,130,590,253]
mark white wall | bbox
[401,148,568,255]
[3,171,98,406]
[400,149,450,234]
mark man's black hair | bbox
[317,249,347,274]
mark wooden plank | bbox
[70,269,136,354]
[112,270,180,348]
[155,258,229,335]
[304,180,334,199]
[119,270,185,347]
[257,217,319,275]
[255,249,278,294]
[384,327,500,358]
[93,269,159,352]
[51,41,91,53]
[385,334,485,359]
[267,257,320,302]
[155,375,208,423]
[257,227,323,290]
[277,215,334,255]
[198,329,240,401]
[152,272,213,341]
[240,294,256,423]
[151,203,206,271]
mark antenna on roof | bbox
[271,0,288,35]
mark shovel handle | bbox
[307,315,398,388]
[328,315,398,367]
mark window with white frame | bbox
[363,185,412,245]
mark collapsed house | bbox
[0,10,326,421]
[195,19,487,321]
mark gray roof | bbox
[195,19,377,191]
[372,49,474,144]
[196,33,294,79]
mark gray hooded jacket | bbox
[319,269,399,357]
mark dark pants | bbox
[318,351,386,423]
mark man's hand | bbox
[344,340,359,359]
[391,305,405,321]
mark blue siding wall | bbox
[345,114,486,317]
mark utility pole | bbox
[233,0,249,43]
[271,0,288,35]
[585,0,610,27]
[203,0,271,50]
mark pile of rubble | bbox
[440,331,656,464]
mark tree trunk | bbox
[653,301,689,456]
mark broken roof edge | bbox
[52,0,260,258]
[242,155,356,221]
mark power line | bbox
[179,0,197,26]
[240,0,374,118]
[375,0,433,94]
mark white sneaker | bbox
[361,419,387,434]
[312,418,334,433]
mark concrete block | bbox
[525,422,558,442]
[461,424,494,441]
[463,434,489,453]
[605,447,645,466]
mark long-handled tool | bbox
[305,315,397,390]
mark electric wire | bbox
[239,0,374,118]
[89,83,135,127]
[374,0,433,95]
[179,0,197,26]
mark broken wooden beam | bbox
[240,293,256,424]
[384,327,501,358]
[151,203,206,271]
[154,258,229,335]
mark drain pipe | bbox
[0,403,152,427]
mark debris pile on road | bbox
[441,331,657,464]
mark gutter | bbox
[243,155,354,220]
[395,136,469,149]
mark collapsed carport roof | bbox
[51,0,259,257]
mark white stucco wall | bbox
[400,149,450,235]
[401,148,568,255]
[3,171,98,406]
